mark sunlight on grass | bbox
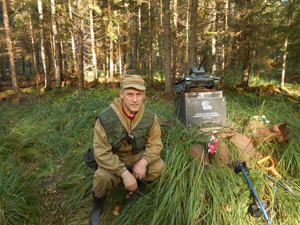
[1,86,300,224]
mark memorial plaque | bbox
[174,92,226,127]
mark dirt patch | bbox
[260,84,282,95]
[152,83,165,91]
[221,84,285,95]
[107,82,120,89]
[0,92,46,105]
[188,87,218,92]
[284,71,300,83]
[147,92,174,103]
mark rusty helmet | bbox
[230,134,255,157]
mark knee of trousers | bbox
[143,158,165,182]
[92,168,122,198]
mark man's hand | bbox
[132,158,149,180]
[121,170,137,192]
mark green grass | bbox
[1,80,300,224]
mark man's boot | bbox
[89,193,106,225]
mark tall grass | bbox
[113,89,300,224]
[1,85,300,224]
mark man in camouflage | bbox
[89,75,164,225]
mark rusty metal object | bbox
[189,144,209,164]
[219,127,237,139]
[216,141,231,164]
[189,142,232,165]
[189,144,204,160]
[247,120,267,130]
[158,118,169,125]
[247,121,291,142]
[189,87,217,93]
[230,134,255,157]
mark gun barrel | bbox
[197,55,207,70]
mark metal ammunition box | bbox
[174,91,226,127]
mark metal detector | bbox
[235,160,272,225]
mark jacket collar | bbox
[110,98,145,133]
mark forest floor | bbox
[0,69,300,101]
[1,71,300,224]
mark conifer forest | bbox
[1,0,300,225]
[1,0,299,92]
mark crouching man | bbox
[89,75,164,225]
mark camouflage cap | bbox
[120,75,146,91]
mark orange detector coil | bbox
[257,156,282,178]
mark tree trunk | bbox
[90,0,97,80]
[2,0,19,93]
[163,0,172,93]
[38,0,50,89]
[172,0,178,84]
[121,0,127,77]
[29,59,32,74]
[211,0,217,76]
[49,32,55,72]
[1,61,4,82]
[185,0,190,75]
[241,0,251,87]
[60,37,64,82]
[119,45,122,78]
[137,2,142,75]
[220,0,228,84]
[281,0,294,88]
[187,0,198,72]
[77,0,84,93]
[117,24,122,77]
[29,11,40,92]
[22,56,26,75]
[78,27,84,92]
[106,53,109,78]
[6,58,9,70]
[108,0,114,82]
[57,7,64,83]
[123,28,127,77]
[160,0,163,83]
[149,0,153,86]
[51,0,61,88]
[68,0,78,75]
[131,20,135,71]
[155,32,159,72]
[46,44,52,77]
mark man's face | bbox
[120,88,146,116]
